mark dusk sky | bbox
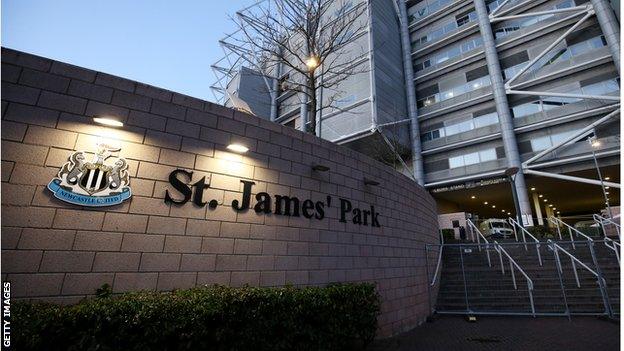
[2,0,248,101]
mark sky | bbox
[1,0,248,102]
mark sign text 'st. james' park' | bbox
[164,169,381,227]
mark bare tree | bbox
[229,0,369,135]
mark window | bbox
[449,148,498,168]
[456,14,470,27]
[417,94,438,108]
[278,74,290,96]
[284,118,297,129]
[474,112,499,128]
[414,38,483,74]
[512,101,541,118]
[418,75,491,108]
[479,149,497,162]
[582,79,620,95]
[449,155,465,168]
[463,152,480,166]
[421,128,443,142]
[530,129,582,152]
[421,112,499,142]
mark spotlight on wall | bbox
[364,178,380,186]
[312,164,330,172]
[93,117,123,127]
[226,144,249,153]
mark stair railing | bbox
[508,217,543,266]
[547,240,613,318]
[493,241,536,316]
[593,213,620,239]
[603,237,620,265]
[466,219,491,267]
[548,216,593,250]
[430,229,444,286]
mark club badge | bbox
[47,143,132,207]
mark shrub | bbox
[526,225,555,239]
[13,283,380,351]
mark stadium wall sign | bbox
[164,169,381,227]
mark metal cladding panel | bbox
[370,0,410,146]
[322,101,373,142]
[236,67,272,119]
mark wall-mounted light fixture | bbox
[312,164,330,172]
[226,143,249,153]
[364,178,380,186]
[93,117,123,127]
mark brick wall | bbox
[0,48,439,337]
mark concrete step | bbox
[435,240,620,315]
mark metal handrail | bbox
[508,217,543,266]
[493,241,536,316]
[603,237,620,265]
[547,239,612,318]
[466,219,491,267]
[430,229,445,286]
[549,216,593,249]
[548,240,601,287]
[593,213,620,239]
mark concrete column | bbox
[545,206,554,224]
[398,0,425,186]
[591,0,621,75]
[532,192,544,225]
[473,0,533,222]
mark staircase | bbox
[434,235,620,317]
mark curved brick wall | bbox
[0,48,439,337]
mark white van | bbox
[479,219,514,239]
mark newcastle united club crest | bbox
[47,143,132,207]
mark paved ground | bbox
[369,315,620,351]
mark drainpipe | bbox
[398,0,425,186]
[270,53,282,122]
[590,0,621,75]
[473,0,533,223]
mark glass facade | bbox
[511,78,620,118]
[494,0,574,39]
[414,37,483,72]
[412,10,477,48]
[529,129,583,152]
[422,112,499,142]
[417,75,491,108]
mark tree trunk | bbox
[307,72,317,136]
